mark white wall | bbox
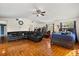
[0,18,47,32]
[0,20,7,24]
[0,18,35,32]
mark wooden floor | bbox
[0,38,79,56]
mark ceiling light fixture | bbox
[32,8,46,17]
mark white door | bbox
[76,19,79,42]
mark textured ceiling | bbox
[0,3,79,22]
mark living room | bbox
[0,3,79,56]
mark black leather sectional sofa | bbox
[7,31,44,42]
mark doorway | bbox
[0,21,7,56]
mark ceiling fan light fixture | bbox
[32,8,46,17]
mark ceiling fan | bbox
[32,8,46,17]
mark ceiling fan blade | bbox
[41,13,44,16]
[41,11,46,13]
